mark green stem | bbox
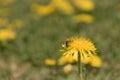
[78,51,83,80]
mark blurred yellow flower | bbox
[52,0,74,15]
[0,8,10,17]
[58,56,67,65]
[63,64,73,74]
[0,29,16,42]
[73,14,94,24]
[0,0,16,6]
[44,59,56,66]
[73,0,94,11]
[7,19,23,28]
[58,56,75,65]
[61,37,97,63]
[31,3,55,16]
[66,56,76,64]
[90,55,102,67]
[0,18,9,27]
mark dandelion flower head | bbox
[58,56,76,65]
[44,58,56,66]
[73,14,94,24]
[90,55,102,67]
[52,0,74,15]
[61,37,97,62]
[73,0,94,11]
[31,3,55,16]
[0,28,16,41]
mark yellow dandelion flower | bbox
[31,3,55,16]
[61,37,97,63]
[52,0,74,15]
[58,56,75,65]
[73,14,94,24]
[0,29,16,42]
[63,64,73,74]
[58,56,67,65]
[90,55,102,67]
[44,59,56,66]
[73,0,94,11]
[66,56,76,64]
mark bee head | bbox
[64,39,73,48]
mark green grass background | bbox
[0,0,120,80]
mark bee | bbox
[64,39,73,48]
